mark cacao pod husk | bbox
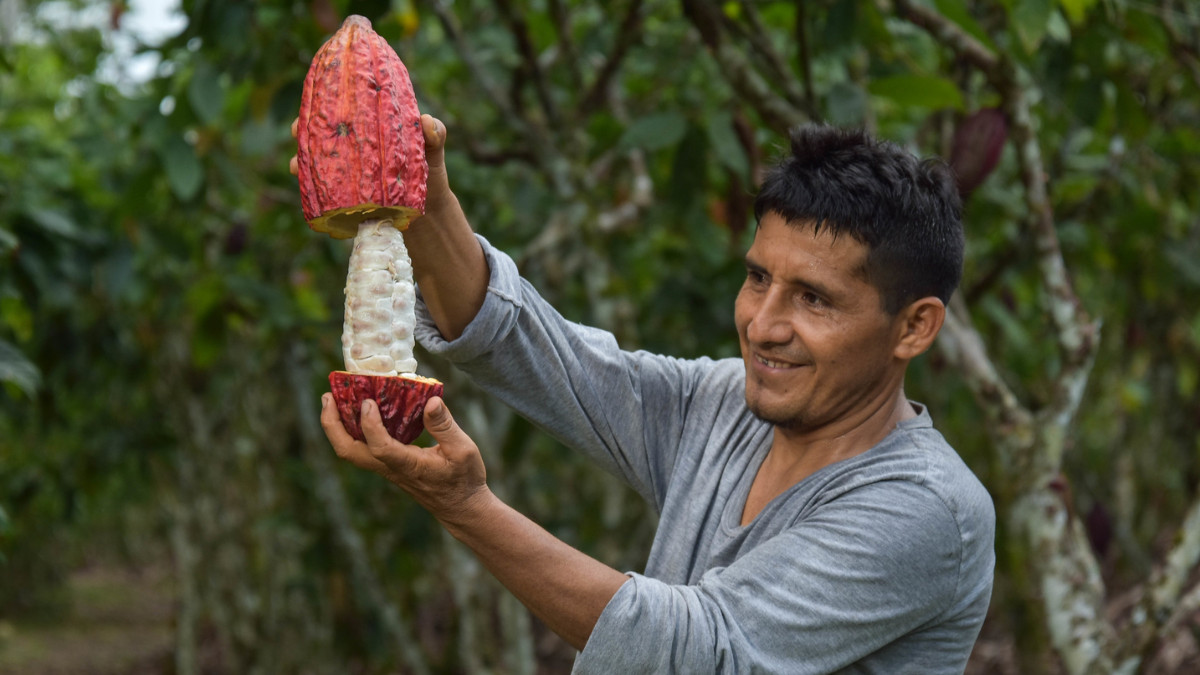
[297,15,428,239]
[329,371,444,444]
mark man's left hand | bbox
[320,393,491,525]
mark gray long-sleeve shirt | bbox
[416,236,996,674]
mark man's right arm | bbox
[402,115,489,341]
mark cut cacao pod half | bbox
[329,371,444,444]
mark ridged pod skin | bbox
[330,371,444,444]
[297,15,428,239]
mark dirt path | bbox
[0,565,175,675]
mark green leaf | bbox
[1164,243,1200,288]
[825,0,858,51]
[705,112,748,181]
[932,0,996,49]
[1058,0,1097,25]
[868,75,964,111]
[160,134,204,202]
[668,126,709,215]
[188,61,225,125]
[1011,0,1055,53]
[0,339,41,396]
[0,227,18,254]
[1114,84,1151,140]
[25,209,82,241]
[0,296,33,342]
[618,112,689,152]
[827,82,867,125]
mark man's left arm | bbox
[320,392,628,650]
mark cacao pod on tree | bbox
[949,107,1007,197]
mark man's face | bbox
[735,213,904,431]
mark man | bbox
[319,116,995,673]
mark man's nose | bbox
[746,290,793,346]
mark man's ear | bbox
[893,297,946,360]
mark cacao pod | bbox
[329,371,444,444]
[949,107,1007,197]
[296,15,428,239]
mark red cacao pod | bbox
[297,15,428,239]
[949,108,1007,197]
[329,371,444,444]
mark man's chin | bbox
[746,398,803,430]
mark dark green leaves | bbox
[705,111,748,181]
[188,61,225,125]
[868,75,964,110]
[0,339,40,396]
[618,112,689,152]
[160,133,204,201]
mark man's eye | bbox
[747,270,767,284]
[801,292,826,307]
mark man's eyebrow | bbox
[744,255,837,299]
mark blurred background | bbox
[1,0,1198,673]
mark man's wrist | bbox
[436,484,499,537]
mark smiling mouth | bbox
[755,354,803,369]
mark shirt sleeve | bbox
[414,235,711,509]
[573,480,965,674]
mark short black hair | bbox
[753,125,964,315]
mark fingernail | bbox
[321,393,329,409]
[363,399,376,416]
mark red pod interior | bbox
[329,371,444,444]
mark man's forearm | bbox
[439,488,630,650]
[403,196,488,342]
[401,116,489,341]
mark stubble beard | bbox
[745,389,806,431]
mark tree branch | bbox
[1119,489,1200,664]
[421,0,574,197]
[1158,0,1200,93]
[794,0,818,120]
[725,0,810,113]
[578,0,646,116]
[935,298,1030,440]
[1013,486,1119,674]
[424,0,521,122]
[891,0,1003,80]
[493,0,562,127]
[548,0,582,84]
[680,0,806,134]
[894,0,1099,434]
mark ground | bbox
[2,563,1199,674]
[0,565,174,675]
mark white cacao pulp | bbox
[342,219,417,375]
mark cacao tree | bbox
[2,0,1199,673]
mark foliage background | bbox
[1,0,1198,673]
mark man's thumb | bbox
[421,114,446,170]
[423,396,459,439]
